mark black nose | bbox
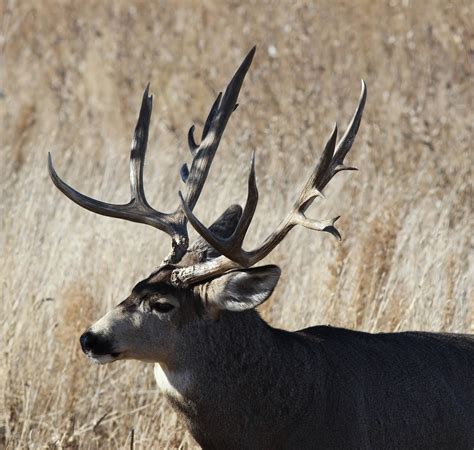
[80,331,96,353]
[80,331,114,355]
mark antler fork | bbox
[173,80,366,285]
[48,47,256,263]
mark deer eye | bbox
[151,301,175,313]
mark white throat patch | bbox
[154,364,191,398]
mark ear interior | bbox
[206,265,281,312]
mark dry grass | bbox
[1,0,472,448]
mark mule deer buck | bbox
[49,47,473,449]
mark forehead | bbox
[129,265,178,297]
[131,278,178,298]
[119,273,204,318]
[119,279,180,311]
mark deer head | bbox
[48,47,366,367]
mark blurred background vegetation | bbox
[0,0,472,448]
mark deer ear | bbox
[180,205,243,267]
[204,265,281,312]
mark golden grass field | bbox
[1,0,472,448]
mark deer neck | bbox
[154,311,322,447]
[154,310,272,397]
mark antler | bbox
[48,47,256,264]
[173,80,367,285]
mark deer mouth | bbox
[86,351,122,365]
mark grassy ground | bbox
[1,0,472,448]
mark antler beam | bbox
[48,47,256,264]
[173,80,367,285]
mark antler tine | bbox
[296,80,367,205]
[334,80,367,166]
[49,49,256,265]
[179,151,258,266]
[187,125,199,156]
[48,85,188,263]
[174,81,366,286]
[130,84,152,204]
[187,92,222,157]
[283,81,367,240]
[201,92,223,142]
[180,46,256,215]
